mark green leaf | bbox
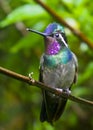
[0,4,47,27]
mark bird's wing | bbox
[39,54,48,122]
[72,52,78,84]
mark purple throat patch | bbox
[47,41,61,55]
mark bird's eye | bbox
[55,33,59,38]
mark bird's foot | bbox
[64,88,71,94]
[55,88,71,98]
[28,72,35,84]
[56,88,63,93]
[56,88,71,94]
[62,88,71,97]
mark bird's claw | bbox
[63,88,71,97]
[56,88,63,93]
[65,88,71,94]
[56,88,71,97]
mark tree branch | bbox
[0,66,93,107]
[34,0,93,49]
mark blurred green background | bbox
[0,0,93,130]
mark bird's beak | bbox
[26,28,47,37]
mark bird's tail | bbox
[40,91,67,124]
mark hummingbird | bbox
[27,22,78,124]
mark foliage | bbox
[0,0,93,130]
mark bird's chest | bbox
[42,52,75,88]
[43,62,75,88]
